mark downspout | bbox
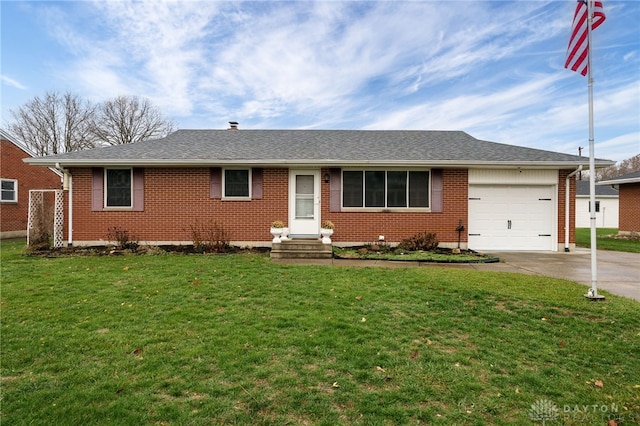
[56,163,73,246]
[565,165,582,252]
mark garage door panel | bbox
[468,185,555,251]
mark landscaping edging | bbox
[332,247,500,264]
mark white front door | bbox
[289,169,321,237]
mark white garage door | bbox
[468,185,555,251]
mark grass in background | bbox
[576,228,640,253]
[1,239,639,425]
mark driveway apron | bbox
[477,249,640,302]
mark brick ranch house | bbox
[598,171,640,235]
[1,129,62,239]
[24,127,614,251]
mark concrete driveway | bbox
[277,249,640,302]
[476,249,640,302]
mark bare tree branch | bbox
[8,91,98,156]
[593,154,640,180]
[91,95,176,145]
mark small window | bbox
[105,169,132,208]
[343,171,363,207]
[1,179,17,202]
[365,171,385,208]
[588,200,601,213]
[223,169,251,198]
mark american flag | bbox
[565,0,606,76]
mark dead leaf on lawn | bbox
[133,348,143,355]
[608,420,618,426]
[332,382,340,388]
[355,296,362,301]
[361,317,366,322]
[376,366,386,373]
[594,380,604,388]
[559,340,566,347]
[123,266,129,271]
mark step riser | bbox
[271,240,333,259]
[270,251,333,259]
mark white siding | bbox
[575,197,619,228]
[469,169,558,185]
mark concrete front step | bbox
[271,239,333,259]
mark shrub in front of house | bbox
[398,231,439,252]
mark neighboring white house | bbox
[575,180,619,228]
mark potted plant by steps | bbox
[320,220,334,244]
[270,221,284,243]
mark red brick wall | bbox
[0,140,61,234]
[69,167,470,245]
[321,168,468,244]
[618,182,640,233]
[558,169,576,245]
[70,167,288,243]
[68,166,573,246]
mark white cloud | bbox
[4,0,637,160]
[1,75,27,90]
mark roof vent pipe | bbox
[228,121,239,130]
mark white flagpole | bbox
[586,0,599,297]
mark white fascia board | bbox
[23,158,613,169]
[597,177,640,185]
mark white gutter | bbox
[598,177,640,185]
[565,165,582,252]
[24,158,610,169]
[55,162,73,246]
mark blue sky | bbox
[1,0,638,162]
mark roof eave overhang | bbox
[597,177,640,185]
[24,158,614,169]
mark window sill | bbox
[340,207,432,213]
[221,197,252,201]
[103,207,134,211]
[0,200,18,204]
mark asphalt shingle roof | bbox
[576,180,619,196]
[24,129,613,168]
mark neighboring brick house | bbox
[575,180,619,228]
[1,129,62,239]
[24,126,614,251]
[598,171,640,235]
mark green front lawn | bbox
[576,228,640,253]
[1,240,639,425]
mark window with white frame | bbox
[105,169,132,207]
[342,170,430,208]
[223,169,251,198]
[1,179,17,202]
